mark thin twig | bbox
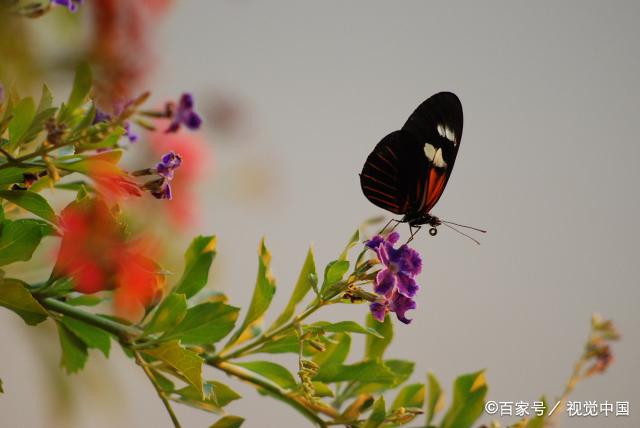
[134,350,182,428]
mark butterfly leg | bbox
[379,218,401,235]
[406,225,422,243]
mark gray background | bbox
[1,1,639,427]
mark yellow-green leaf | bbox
[144,341,203,396]
[225,238,275,348]
[143,293,187,335]
[0,190,58,224]
[0,278,48,325]
[441,370,488,428]
[268,247,315,331]
[174,235,217,299]
[209,416,245,428]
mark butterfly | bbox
[360,92,484,242]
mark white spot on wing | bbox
[433,148,447,168]
[424,143,436,161]
[437,123,456,144]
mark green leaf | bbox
[426,372,444,426]
[253,334,299,354]
[226,238,276,348]
[209,416,245,428]
[269,247,316,331]
[324,361,396,383]
[56,322,88,374]
[0,378,3,394]
[159,302,240,345]
[0,190,57,224]
[312,381,334,397]
[392,383,425,410]
[235,361,297,389]
[362,396,386,428]
[59,63,92,123]
[210,381,242,406]
[339,229,360,261]
[23,85,57,143]
[313,333,351,368]
[143,341,203,396]
[365,312,393,360]
[0,278,48,325]
[0,167,41,186]
[349,359,415,397]
[8,97,36,149]
[61,316,111,357]
[320,259,350,299]
[306,321,384,338]
[0,219,45,266]
[440,370,488,428]
[143,293,187,335]
[173,235,217,299]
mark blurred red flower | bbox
[54,198,164,319]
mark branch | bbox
[134,350,182,428]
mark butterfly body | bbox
[360,92,463,235]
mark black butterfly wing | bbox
[401,91,463,213]
[360,129,429,215]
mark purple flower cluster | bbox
[151,152,182,200]
[51,0,82,13]
[166,93,202,133]
[366,232,422,324]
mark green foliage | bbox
[143,293,188,335]
[269,246,316,331]
[143,341,204,396]
[174,235,217,299]
[320,260,349,299]
[392,383,425,410]
[0,219,46,266]
[362,396,386,428]
[226,238,276,348]
[426,372,444,426]
[159,302,239,345]
[0,190,57,224]
[0,277,48,325]
[61,316,111,357]
[58,63,92,124]
[440,370,488,428]
[235,361,297,389]
[209,416,245,428]
[365,313,393,360]
[56,322,88,374]
[305,321,384,338]
[7,97,36,150]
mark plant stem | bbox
[134,350,182,428]
[212,361,328,428]
[40,297,139,339]
[37,296,336,426]
[216,300,326,362]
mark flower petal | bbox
[374,268,395,296]
[396,273,419,297]
[390,291,416,324]
[370,301,388,322]
[399,245,422,276]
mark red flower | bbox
[54,199,164,319]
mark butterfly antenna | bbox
[441,220,487,233]
[441,222,482,245]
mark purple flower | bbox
[365,232,422,324]
[366,232,421,298]
[93,109,112,124]
[51,0,83,12]
[166,93,202,133]
[369,290,417,325]
[150,152,182,200]
[124,122,139,143]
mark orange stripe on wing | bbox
[424,169,447,212]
